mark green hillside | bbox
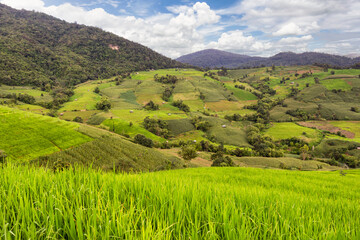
[2,65,359,169]
[1,166,359,239]
[0,4,184,87]
[0,105,91,161]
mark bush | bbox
[73,116,83,123]
[350,107,359,113]
[191,116,211,131]
[144,101,159,111]
[172,100,190,112]
[94,87,100,94]
[143,116,170,138]
[96,98,111,111]
[179,145,197,160]
[211,152,235,167]
[134,134,153,148]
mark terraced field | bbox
[264,122,322,143]
[0,105,92,161]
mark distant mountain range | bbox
[0,4,184,87]
[176,49,360,69]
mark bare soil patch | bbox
[298,121,355,138]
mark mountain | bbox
[0,4,184,87]
[176,49,265,68]
[177,50,360,69]
[251,52,357,68]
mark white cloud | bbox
[1,0,44,10]
[206,30,272,55]
[2,0,359,57]
[273,22,319,36]
[220,0,360,34]
[278,35,313,44]
[0,0,222,58]
[313,42,359,55]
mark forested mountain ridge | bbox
[176,49,265,68]
[177,49,360,69]
[0,4,184,87]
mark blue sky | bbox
[2,0,360,58]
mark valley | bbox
[1,2,360,239]
[1,66,359,170]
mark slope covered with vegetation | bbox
[0,105,183,172]
[2,65,359,169]
[1,166,359,239]
[177,49,360,69]
[0,4,184,87]
[0,105,92,161]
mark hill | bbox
[0,105,183,171]
[177,49,360,69]
[1,166,359,238]
[176,49,264,68]
[0,4,184,87]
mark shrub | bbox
[94,87,100,94]
[211,152,235,167]
[172,100,190,112]
[134,134,153,148]
[96,98,111,111]
[190,116,211,132]
[144,101,159,111]
[179,145,197,160]
[143,117,170,138]
[73,116,83,123]
[350,107,359,113]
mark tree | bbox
[172,100,190,112]
[314,77,320,84]
[96,98,111,111]
[144,100,159,110]
[211,152,235,167]
[134,134,153,148]
[179,145,197,160]
[350,107,359,113]
[300,145,309,160]
[94,86,100,94]
[73,116,83,123]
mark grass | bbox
[265,122,322,143]
[224,84,258,101]
[59,81,106,111]
[208,126,250,147]
[1,166,359,239]
[0,85,52,102]
[233,156,338,170]
[111,109,187,123]
[327,121,360,143]
[33,135,183,172]
[321,79,352,91]
[0,105,92,161]
[102,118,166,142]
[166,118,195,135]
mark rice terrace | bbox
[1,1,360,239]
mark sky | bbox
[1,0,360,58]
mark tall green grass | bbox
[1,166,359,239]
